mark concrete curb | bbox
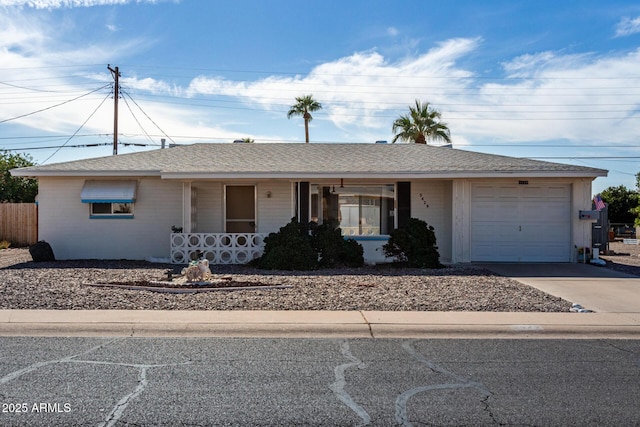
[1,310,639,339]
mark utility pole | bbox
[107,65,120,155]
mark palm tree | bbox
[287,95,322,143]
[392,100,451,145]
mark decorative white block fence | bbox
[170,233,268,264]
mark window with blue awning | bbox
[81,180,137,219]
[81,180,137,203]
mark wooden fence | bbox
[0,203,38,247]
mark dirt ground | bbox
[599,240,640,276]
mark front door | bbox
[225,185,256,233]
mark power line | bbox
[41,91,112,164]
[0,81,58,93]
[0,133,106,140]
[126,89,640,111]
[98,95,640,121]
[4,143,112,151]
[121,93,157,146]
[4,141,153,151]
[5,141,640,158]
[0,63,103,70]
[121,89,175,145]
[0,84,111,124]
[120,64,640,81]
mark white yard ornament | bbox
[181,259,211,282]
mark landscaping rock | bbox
[28,241,55,262]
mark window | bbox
[81,180,137,219]
[311,185,395,235]
[90,202,134,218]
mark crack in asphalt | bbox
[601,340,637,355]
[395,340,493,427]
[0,338,123,385]
[329,340,371,426]
[100,366,148,427]
[0,338,192,426]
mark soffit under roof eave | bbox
[159,170,608,180]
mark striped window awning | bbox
[81,180,137,203]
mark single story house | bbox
[11,143,607,264]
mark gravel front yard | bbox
[1,242,637,312]
[0,248,578,312]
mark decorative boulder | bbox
[29,241,56,262]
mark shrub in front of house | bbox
[256,218,364,270]
[309,220,364,268]
[257,218,318,270]
[383,218,441,268]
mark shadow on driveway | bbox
[476,263,639,279]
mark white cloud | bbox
[122,76,181,95]
[3,4,640,167]
[184,38,480,134]
[615,16,640,38]
[0,9,168,146]
[387,26,399,37]
[450,48,640,145]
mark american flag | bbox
[593,194,606,211]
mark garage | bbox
[470,183,571,262]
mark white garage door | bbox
[471,183,571,262]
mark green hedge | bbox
[382,218,441,268]
[256,218,364,270]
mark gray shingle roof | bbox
[11,143,607,179]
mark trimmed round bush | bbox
[383,218,441,268]
[256,218,364,270]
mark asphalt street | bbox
[0,337,639,426]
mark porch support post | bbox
[182,181,192,233]
[298,181,310,224]
[397,181,411,229]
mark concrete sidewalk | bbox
[1,309,639,339]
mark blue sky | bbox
[2,0,640,194]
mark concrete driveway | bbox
[479,263,640,314]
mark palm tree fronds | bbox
[391,100,451,145]
[287,94,323,143]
